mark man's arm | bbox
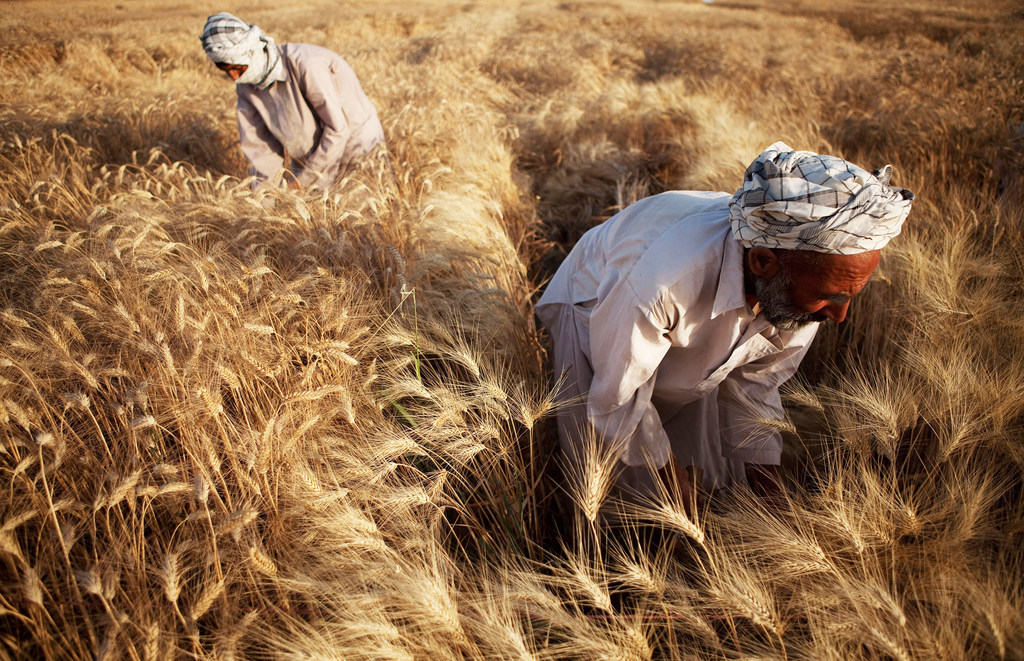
[717,325,818,489]
[293,57,354,188]
[237,96,286,183]
[585,278,675,470]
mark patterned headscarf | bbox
[200,12,282,89]
[729,142,914,254]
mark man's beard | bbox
[753,269,828,332]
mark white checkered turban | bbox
[200,12,280,88]
[729,142,914,254]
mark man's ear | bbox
[747,247,780,278]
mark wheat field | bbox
[2,0,1023,658]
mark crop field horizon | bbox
[2,0,1024,658]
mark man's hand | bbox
[287,178,302,190]
[746,463,785,509]
[658,454,704,514]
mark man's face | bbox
[216,62,248,81]
[753,250,881,332]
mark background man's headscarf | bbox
[729,142,914,254]
[200,12,282,89]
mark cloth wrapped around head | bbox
[200,12,281,89]
[729,141,914,254]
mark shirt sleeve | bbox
[716,324,818,465]
[237,95,285,183]
[585,277,674,469]
[293,58,353,188]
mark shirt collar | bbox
[265,53,287,86]
[711,234,750,319]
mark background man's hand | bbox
[287,178,302,190]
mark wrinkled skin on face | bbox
[746,247,882,332]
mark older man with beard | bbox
[200,12,386,190]
[535,142,914,506]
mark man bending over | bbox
[200,12,386,190]
[535,142,914,504]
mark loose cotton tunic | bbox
[535,191,818,490]
[235,43,385,188]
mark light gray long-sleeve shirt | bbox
[235,43,385,188]
[535,191,819,469]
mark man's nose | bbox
[823,301,850,324]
